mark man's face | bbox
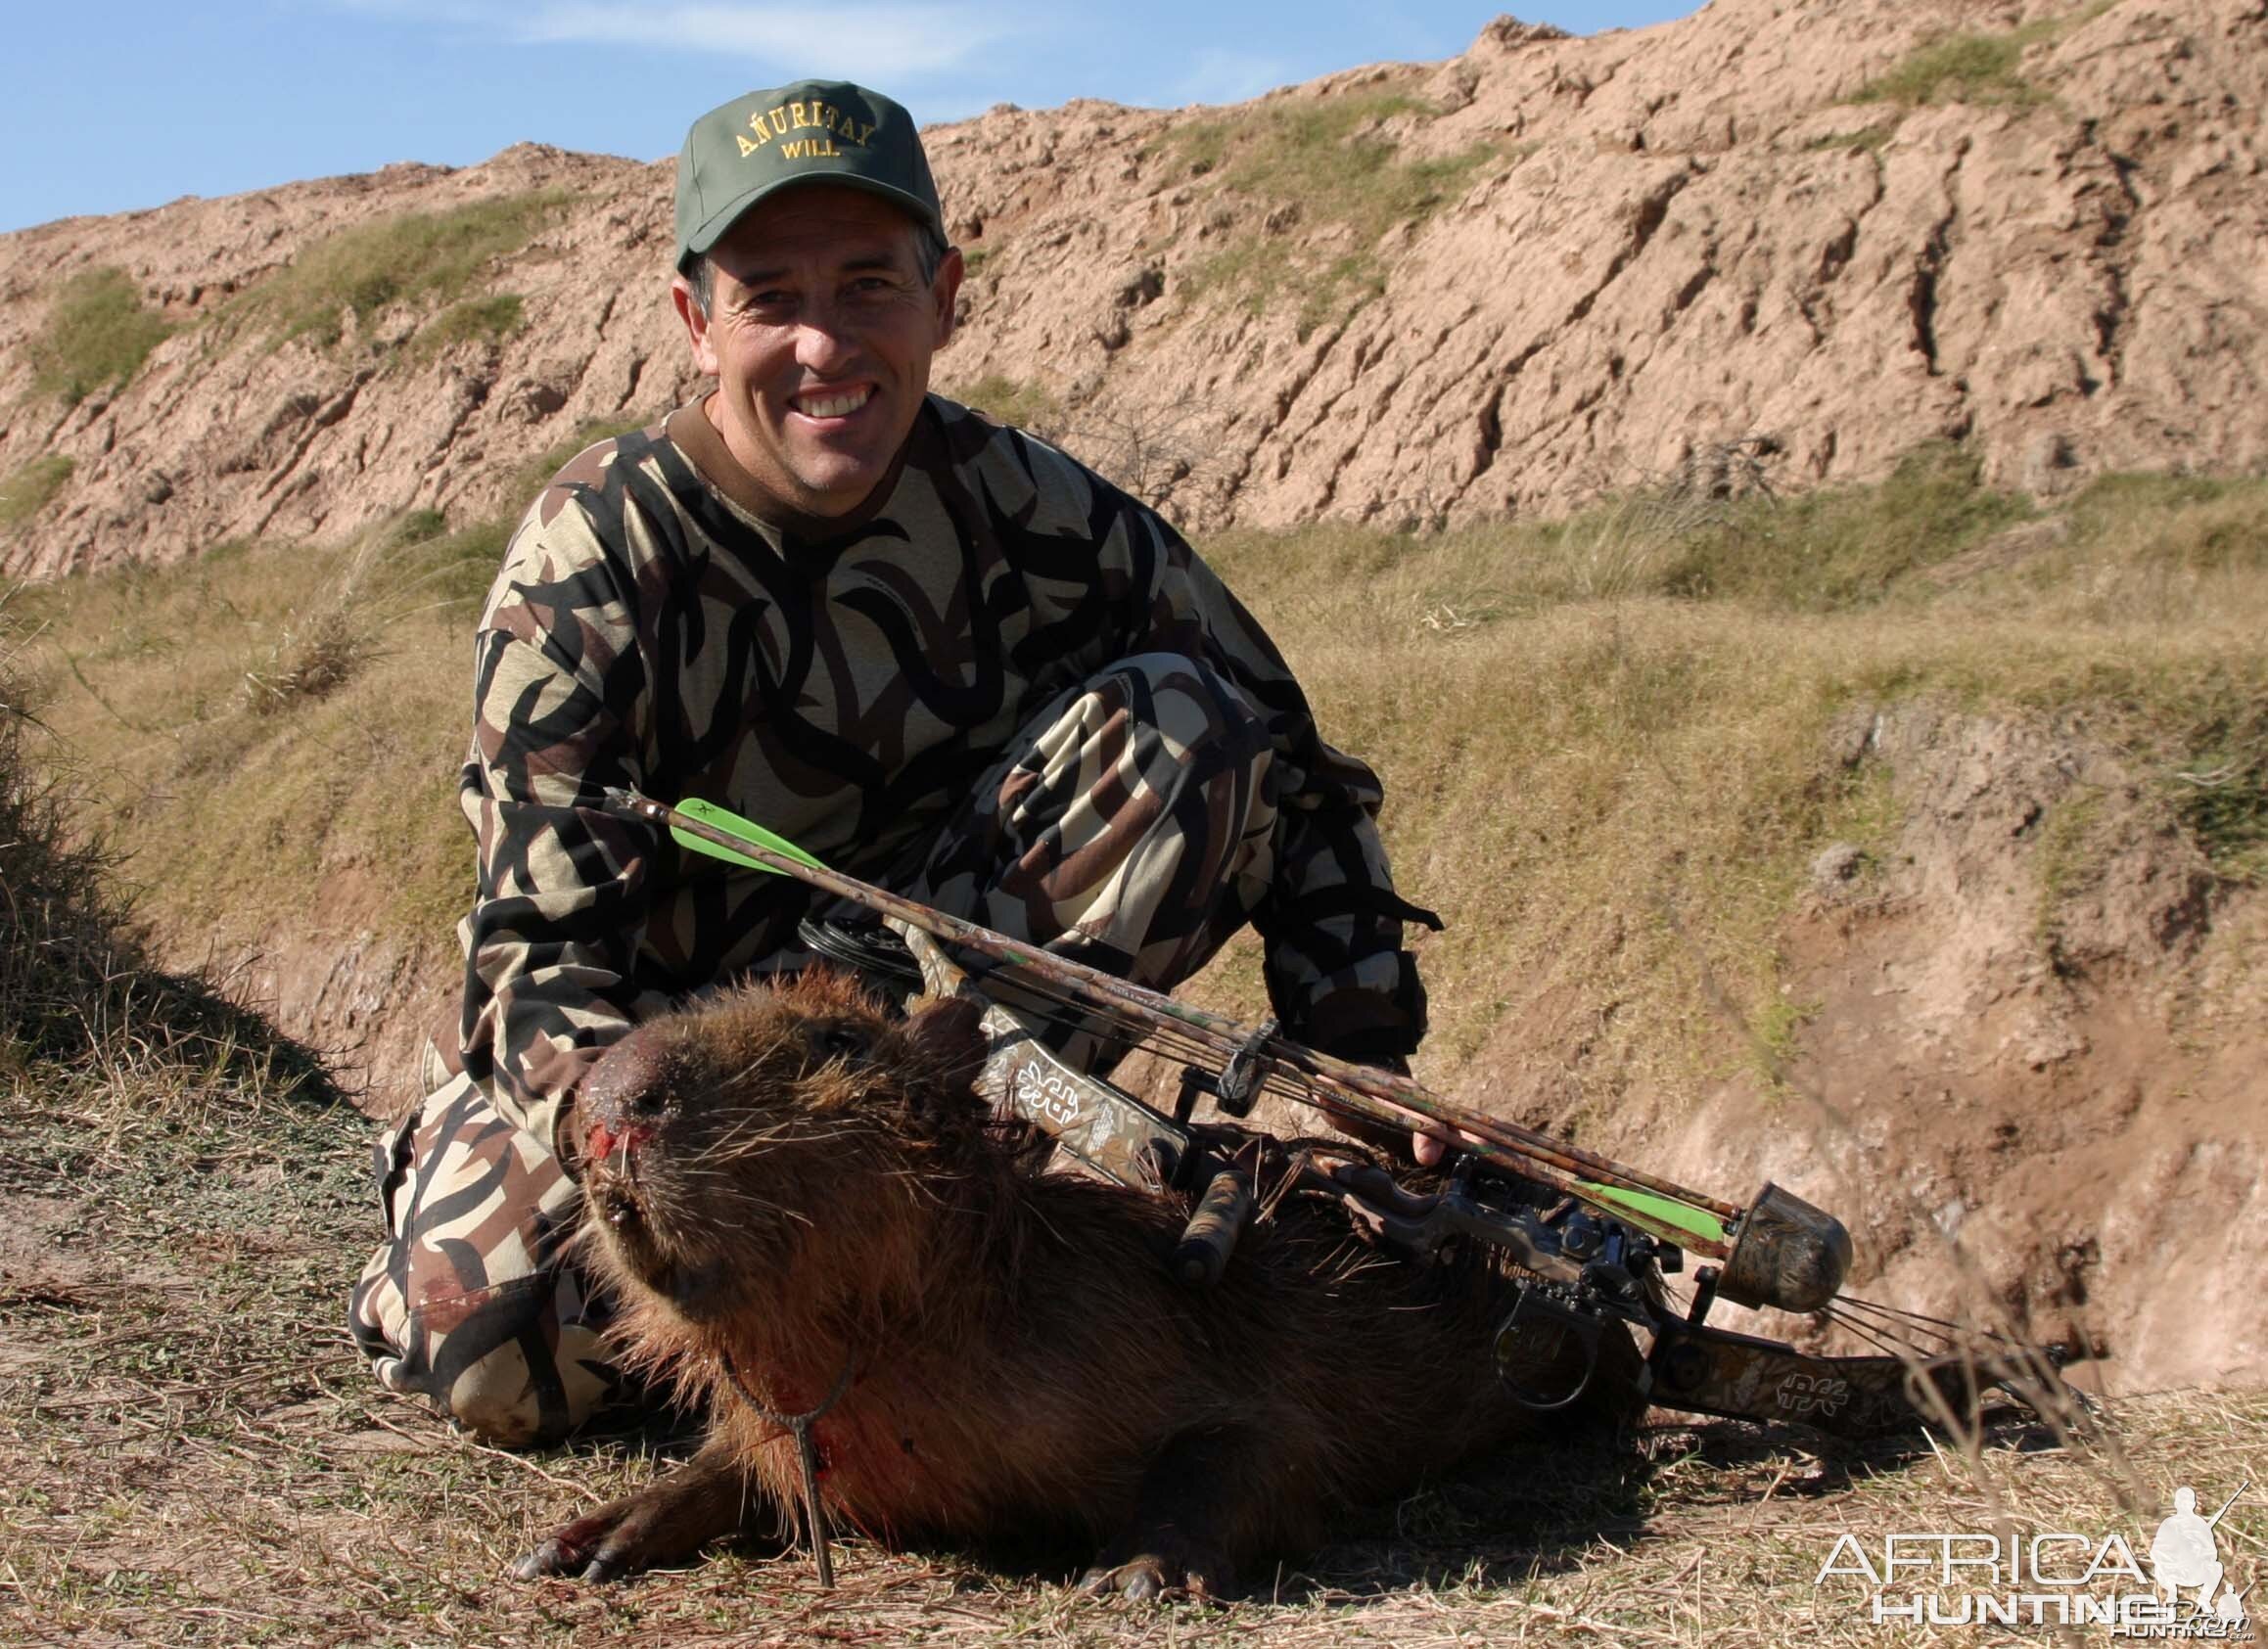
[672,186,961,520]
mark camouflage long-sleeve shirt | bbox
[459,393,1428,1149]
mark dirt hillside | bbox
[2,0,2263,576]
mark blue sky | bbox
[2,1,1693,233]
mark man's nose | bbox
[792,300,859,375]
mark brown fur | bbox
[520,969,1626,1595]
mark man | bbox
[348,80,1432,1446]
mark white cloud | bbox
[319,0,1013,79]
[517,3,1011,79]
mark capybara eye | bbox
[812,1023,868,1061]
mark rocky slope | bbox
[2,0,2263,577]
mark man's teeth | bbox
[797,388,871,418]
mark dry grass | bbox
[9,520,478,959]
[4,914,2261,1648]
[1189,465,2268,1075]
[4,1031,2260,1649]
[0,456,74,533]
[945,372,1065,437]
[3,494,2265,1642]
[14,456,2267,1087]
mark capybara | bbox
[517,969,1631,1597]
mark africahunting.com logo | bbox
[1814,1479,2254,1638]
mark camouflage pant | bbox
[349,652,1280,1444]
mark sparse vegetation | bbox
[1165,91,1511,337]
[1850,23,2058,109]
[2166,691,2268,884]
[234,191,567,348]
[1186,457,2268,1073]
[23,266,176,404]
[0,455,74,531]
[12,527,481,951]
[0,604,330,1080]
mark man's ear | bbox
[671,273,720,378]
[930,246,965,348]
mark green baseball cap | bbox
[674,80,943,274]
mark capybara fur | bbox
[518,968,1631,1597]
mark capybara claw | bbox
[515,1537,582,1580]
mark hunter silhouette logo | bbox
[2152,1483,2250,1626]
[1814,1476,2255,1637]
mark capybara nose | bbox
[579,1029,673,1162]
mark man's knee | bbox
[1084,651,1272,771]
[347,1075,624,1445]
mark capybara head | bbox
[574,969,992,1334]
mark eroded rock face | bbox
[1432,705,2266,1395]
[2,0,2263,576]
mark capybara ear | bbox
[901,993,989,1105]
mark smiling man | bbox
[347,80,1436,1445]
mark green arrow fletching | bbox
[1576,1181,1730,1248]
[671,797,828,877]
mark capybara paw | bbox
[1079,1543,1232,1604]
[514,1504,658,1584]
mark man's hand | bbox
[1313,1048,1491,1167]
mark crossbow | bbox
[608,788,2088,1444]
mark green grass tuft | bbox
[0,456,74,531]
[946,372,1063,436]
[236,192,567,349]
[385,510,517,610]
[1851,24,2057,109]
[2166,693,2268,883]
[24,267,176,404]
[413,292,527,357]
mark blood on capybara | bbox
[517,968,1633,1597]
